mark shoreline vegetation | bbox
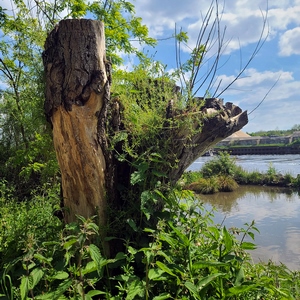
[1,154,300,299]
[182,152,300,194]
[2,135,300,299]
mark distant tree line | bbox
[248,124,300,137]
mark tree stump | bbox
[43,19,248,257]
[43,19,110,238]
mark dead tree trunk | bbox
[43,19,248,256]
[43,20,112,246]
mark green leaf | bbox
[82,261,97,275]
[156,262,177,278]
[234,267,245,286]
[175,31,189,43]
[168,222,190,247]
[89,244,102,265]
[148,268,166,280]
[85,290,107,300]
[240,241,257,250]
[34,253,53,265]
[153,293,172,300]
[86,290,106,296]
[128,246,137,255]
[193,261,228,269]
[49,271,69,280]
[152,170,167,177]
[206,226,220,240]
[197,273,225,291]
[63,238,77,250]
[127,218,138,232]
[184,281,201,300]
[226,284,258,296]
[29,268,44,290]
[222,226,233,254]
[125,279,144,300]
[35,279,72,299]
[20,276,30,300]
[159,232,178,248]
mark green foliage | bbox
[0,215,114,300]
[217,175,239,192]
[201,152,238,178]
[248,124,300,137]
[0,0,158,197]
[183,153,300,193]
[0,181,62,270]
[1,1,299,298]
[89,0,156,64]
[1,191,299,299]
[186,177,219,194]
[182,153,240,194]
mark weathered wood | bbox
[43,19,248,257]
[167,98,248,183]
[43,20,110,236]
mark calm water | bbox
[190,155,300,270]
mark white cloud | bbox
[204,68,300,132]
[279,27,300,56]
[133,0,300,59]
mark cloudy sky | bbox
[130,0,300,133]
[2,0,299,133]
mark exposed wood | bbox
[43,20,110,244]
[43,19,248,256]
[167,98,248,183]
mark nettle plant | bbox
[2,191,298,300]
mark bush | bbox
[0,181,62,269]
[186,177,219,194]
[1,192,299,299]
[201,152,238,178]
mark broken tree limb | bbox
[167,98,248,183]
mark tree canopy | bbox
[0,0,157,194]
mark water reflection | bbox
[197,186,300,270]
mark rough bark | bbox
[43,19,248,255]
[43,20,111,241]
[167,98,248,183]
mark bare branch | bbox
[248,75,281,115]
[175,0,269,105]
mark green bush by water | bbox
[183,153,300,193]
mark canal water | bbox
[189,155,300,270]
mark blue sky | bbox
[130,0,300,133]
[2,0,300,133]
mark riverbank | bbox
[183,152,300,194]
[215,145,300,155]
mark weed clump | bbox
[183,153,300,193]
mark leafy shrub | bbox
[182,170,203,185]
[233,166,249,184]
[283,173,293,185]
[201,152,238,178]
[246,171,264,185]
[0,181,62,269]
[186,177,219,194]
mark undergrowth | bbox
[0,183,299,299]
